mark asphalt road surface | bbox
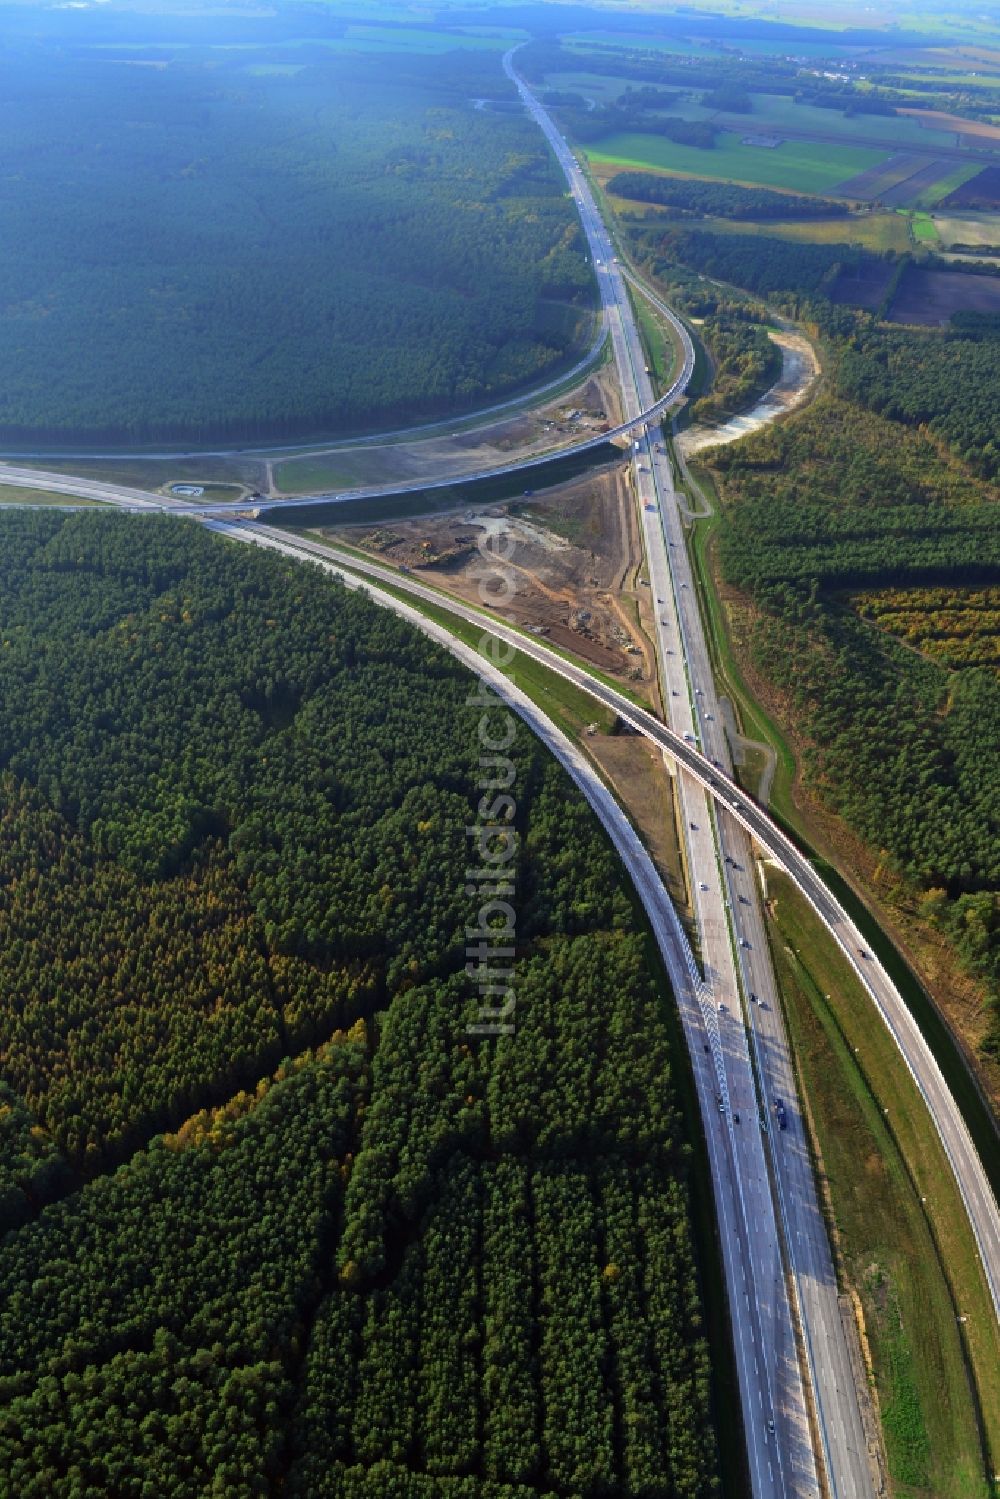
[505,55,875,1499]
[5,53,995,1496]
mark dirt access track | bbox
[272,369,623,496]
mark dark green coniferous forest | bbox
[0,44,594,447]
[0,512,720,1498]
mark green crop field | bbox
[319,22,522,54]
[911,212,941,242]
[740,91,958,148]
[589,130,888,196]
[912,161,983,207]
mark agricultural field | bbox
[910,211,940,242]
[588,130,888,196]
[834,152,934,201]
[898,108,1000,144]
[724,213,912,249]
[727,91,960,149]
[880,160,981,207]
[943,165,1000,209]
[888,265,1000,323]
[606,187,911,252]
[312,22,523,53]
[934,212,1000,249]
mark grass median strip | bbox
[0,484,105,506]
[627,280,678,396]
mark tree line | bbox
[0,511,722,1494]
[0,45,594,446]
[609,172,849,220]
[708,397,1000,1056]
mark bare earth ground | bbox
[879,159,964,207]
[322,464,697,903]
[325,466,655,692]
[834,152,930,200]
[586,733,691,919]
[888,265,1000,325]
[272,370,624,495]
[830,259,897,310]
[899,108,1000,145]
[677,329,821,458]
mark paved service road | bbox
[259,519,1000,1444]
[505,53,876,1499]
[8,50,996,1497]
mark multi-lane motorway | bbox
[4,48,997,1499]
[507,52,873,1498]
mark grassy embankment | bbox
[272,335,614,494]
[680,461,1000,1491]
[272,525,745,1497]
[684,465,799,821]
[767,869,999,1498]
[0,485,105,506]
[627,280,680,395]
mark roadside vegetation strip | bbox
[0,484,105,507]
[661,399,1000,1423]
[765,869,999,1494]
[289,527,649,715]
[681,465,800,826]
[268,331,614,491]
[681,454,1000,1223]
[651,212,914,253]
[628,288,673,395]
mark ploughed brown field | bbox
[829,259,897,310]
[888,265,1000,325]
[942,164,1000,209]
